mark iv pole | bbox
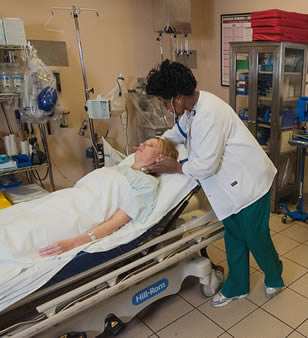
[50,6,101,168]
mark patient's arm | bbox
[39,209,132,256]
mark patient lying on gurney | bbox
[1,138,205,312]
[14,138,177,257]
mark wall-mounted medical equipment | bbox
[87,74,127,119]
[129,78,173,145]
[152,0,192,62]
[104,74,127,112]
[86,97,111,119]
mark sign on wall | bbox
[221,13,252,86]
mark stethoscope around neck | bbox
[174,110,196,139]
[175,116,188,139]
[171,97,196,139]
[173,108,196,164]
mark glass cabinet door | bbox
[256,52,274,154]
[278,47,305,190]
[282,48,304,122]
[235,52,249,127]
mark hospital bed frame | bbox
[0,190,224,337]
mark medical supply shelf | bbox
[0,163,48,177]
[0,93,21,102]
[0,45,55,191]
[0,45,27,50]
[230,41,308,212]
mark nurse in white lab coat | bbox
[145,60,284,307]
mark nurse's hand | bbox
[147,154,183,174]
[39,239,75,256]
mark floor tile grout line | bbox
[177,291,210,309]
[148,334,159,338]
[285,330,306,338]
[219,304,261,332]
[281,220,308,230]
[267,282,308,301]
[273,240,304,256]
[245,294,272,308]
[292,317,308,335]
[153,307,196,335]
[137,314,160,337]
[194,305,229,333]
[287,270,308,287]
[277,231,308,244]
[269,221,293,231]
[177,283,235,334]
[137,290,198,334]
[285,284,308,300]
[260,305,303,331]
[224,295,305,336]
[280,253,308,270]
[279,229,308,244]
[178,287,263,334]
[281,255,308,269]
[217,330,235,338]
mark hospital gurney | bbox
[0,184,224,337]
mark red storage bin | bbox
[251,9,308,22]
[253,32,308,44]
[251,18,308,29]
[253,26,308,36]
[252,9,308,43]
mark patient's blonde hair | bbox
[156,138,178,160]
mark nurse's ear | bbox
[175,95,183,104]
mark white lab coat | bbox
[162,91,277,220]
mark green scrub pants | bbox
[221,191,284,298]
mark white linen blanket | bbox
[0,157,197,312]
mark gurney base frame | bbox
[4,212,224,337]
[24,254,221,337]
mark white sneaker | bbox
[265,287,281,298]
[211,291,248,308]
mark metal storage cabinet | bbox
[229,41,307,212]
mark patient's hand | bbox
[39,239,75,256]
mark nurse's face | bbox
[134,138,160,165]
[158,96,185,117]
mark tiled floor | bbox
[112,213,308,338]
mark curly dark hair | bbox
[146,59,197,99]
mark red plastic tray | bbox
[251,9,308,22]
[253,32,308,43]
[253,26,308,36]
[251,18,308,29]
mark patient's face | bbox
[135,138,160,165]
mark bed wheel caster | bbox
[98,314,126,337]
[199,266,224,297]
[281,215,288,224]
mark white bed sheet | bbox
[0,154,197,312]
